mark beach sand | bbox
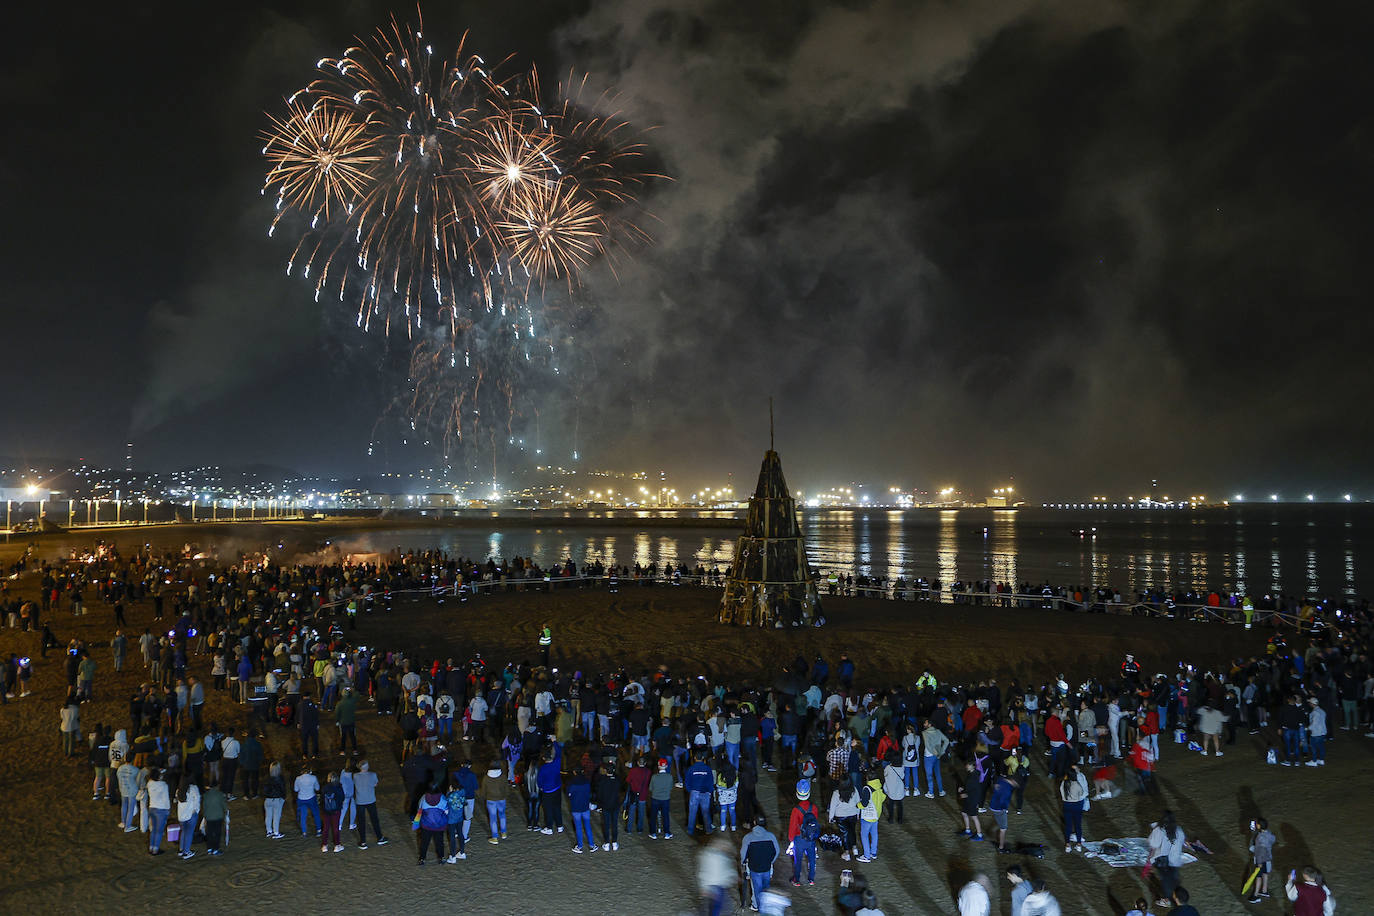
[1,529,1369,914]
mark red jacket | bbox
[961,706,982,733]
[1141,710,1160,736]
[788,800,820,842]
[1045,716,1067,744]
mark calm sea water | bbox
[324,506,1373,600]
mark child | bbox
[1125,896,1154,916]
[1247,818,1276,903]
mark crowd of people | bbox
[3,539,1364,914]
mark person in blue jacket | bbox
[684,751,715,834]
[537,742,564,834]
[567,768,595,853]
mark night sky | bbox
[3,0,1370,496]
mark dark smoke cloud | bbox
[552,0,1372,497]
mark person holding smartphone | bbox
[1285,866,1332,916]
[1247,817,1276,903]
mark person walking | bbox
[787,779,821,887]
[1246,817,1276,904]
[740,814,781,911]
[263,761,287,839]
[1147,810,1187,907]
[698,834,738,916]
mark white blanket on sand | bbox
[1082,837,1198,869]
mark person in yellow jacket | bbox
[857,769,886,862]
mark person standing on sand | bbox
[60,692,81,757]
[481,760,509,843]
[294,764,321,837]
[146,768,171,855]
[353,760,387,848]
[538,622,553,669]
[921,719,948,798]
[648,757,675,839]
[263,761,287,839]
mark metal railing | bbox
[304,574,1308,628]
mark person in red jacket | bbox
[1285,866,1331,916]
[1129,739,1155,793]
[1139,703,1161,760]
[1045,709,1069,779]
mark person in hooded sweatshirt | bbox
[117,752,141,832]
[480,761,508,843]
[594,761,620,850]
[740,813,781,907]
[1021,880,1063,916]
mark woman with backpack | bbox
[174,776,200,860]
[444,776,468,861]
[412,782,450,865]
[1059,763,1090,852]
[319,770,345,852]
[1147,810,1187,907]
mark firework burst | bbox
[263,12,654,451]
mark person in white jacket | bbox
[146,770,171,854]
[957,875,992,916]
[1021,881,1063,916]
[175,778,201,859]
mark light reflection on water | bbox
[332,506,1374,598]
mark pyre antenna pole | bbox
[770,397,774,452]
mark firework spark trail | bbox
[262,12,655,452]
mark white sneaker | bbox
[540,828,553,835]
[333,844,344,852]
[857,855,872,862]
[445,855,456,864]
[924,792,934,799]
[455,852,466,859]
[611,842,619,850]
[602,843,611,851]
[1305,761,1319,767]
[572,846,583,854]
[1215,751,1224,757]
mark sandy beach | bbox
[1,527,1369,915]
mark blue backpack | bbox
[799,803,821,840]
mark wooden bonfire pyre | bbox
[719,448,823,627]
